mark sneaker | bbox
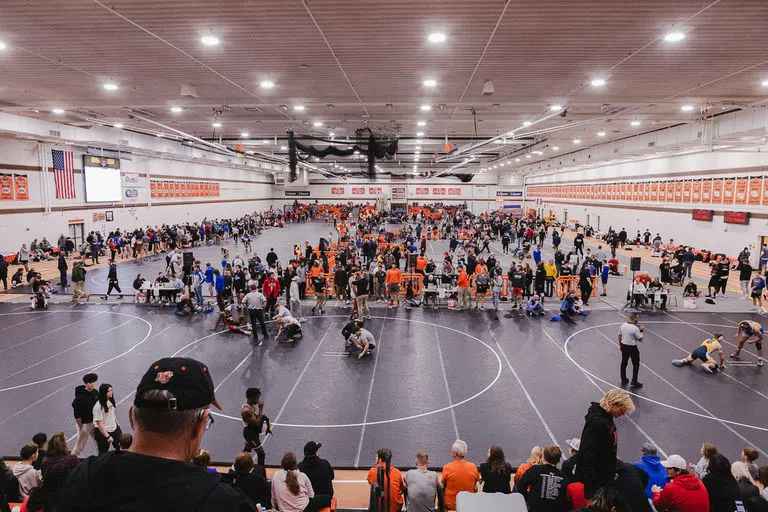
[702,365,714,373]
[620,379,629,387]
[752,306,758,311]
[630,382,643,389]
[672,359,685,367]
[729,352,741,359]
[759,359,764,367]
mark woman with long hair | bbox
[514,446,544,485]
[40,433,79,477]
[92,384,121,455]
[271,452,331,512]
[479,445,513,494]
[703,453,740,512]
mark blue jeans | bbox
[194,285,203,307]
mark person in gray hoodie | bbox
[634,442,669,498]
[12,444,42,499]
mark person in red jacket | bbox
[652,454,710,512]
[262,271,281,319]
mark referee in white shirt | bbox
[618,312,644,389]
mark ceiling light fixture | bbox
[241,132,249,138]
[762,79,768,87]
[313,121,323,128]
[680,104,695,112]
[417,121,427,127]
[664,31,685,42]
[573,138,581,144]
[597,130,606,137]
[420,104,431,111]
[280,145,288,151]
[552,146,559,151]
[423,79,437,87]
[52,108,65,115]
[294,105,305,112]
[631,120,641,126]
[0,42,6,51]
[526,154,532,158]
[515,158,521,162]
[416,131,424,137]
[428,32,446,43]
[170,106,183,113]
[113,123,123,128]
[415,146,421,150]
[201,35,220,46]
[523,121,532,127]
[329,132,335,138]
[549,104,562,111]
[590,78,606,87]
[261,139,269,144]
[212,122,222,128]
[103,83,119,91]
[260,80,274,89]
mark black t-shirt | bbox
[56,451,258,512]
[479,462,512,494]
[355,277,369,295]
[517,464,568,512]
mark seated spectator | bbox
[31,434,47,471]
[683,280,700,298]
[298,441,334,498]
[703,453,740,512]
[652,454,709,512]
[561,438,580,481]
[40,433,79,477]
[226,452,270,507]
[743,447,761,481]
[118,433,133,451]
[633,441,668,499]
[515,446,544,485]
[580,484,630,512]
[692,443,718,479]
[192,449,218,474]
[272,452,331,512]
[20,465,71,512]
[479,445,512,494]
[615,460,652,512]
[56,357,257,511]
[403,451,438,512]
[441,439,479,511]
[731,461,759,503]
[13,444,42,500]
[748,467,768,511]
[517,445,568,511]
[366,448,404,512]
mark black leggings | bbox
[94,425,122,454]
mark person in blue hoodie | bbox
[532,245,542,264]
[633,442,669,498]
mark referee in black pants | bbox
[618,312,644,389]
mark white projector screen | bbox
[84,166,122,202]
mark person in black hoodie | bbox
[71,373,99,457]
[575,389,635,499]
[298,441,335,498]
[224,452,271,507]
[614,460,652,512]
[57,253,68,289]
[56,357,257,512]
[703,453,740,512]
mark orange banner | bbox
[14,175,29,200]
[734,178,748,205]
[691,180,701,202]
[711,179,723,203]
[682,180,692,202]
[673,180,683,202]
[701,179,712,203]
[722,178,735,204]
[658,182,667,201]
[749,177,763,205]
[0,174,13,200]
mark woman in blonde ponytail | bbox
[271,451,333,511]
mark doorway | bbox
[68,222,84,248]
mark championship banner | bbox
[673,180,683,202]
[650,182,659,201]
[331,186,345,195]
[722,178,735,204]
[750,177,763,205]
[691,180,701,202]
[734,178,748,205]
[682,181,692,202]
[433,187,446,195]
[711,178,723,203]
[351,187,365,195]
[14,174,29,200]
[448,187,461,196]
[701,179,712,203]
[0,173,13,200]
[369,187,382,195]
[658,182,667,201]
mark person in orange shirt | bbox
[456,266,471,310]
[309,260,323,279]
[366,448,404,512]
[385,263,402,308]
[514,445,544,485]
[415,255,428,275]
[441,439,479,511]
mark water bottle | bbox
[255,504,262,512]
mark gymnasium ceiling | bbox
[0,0,767,177]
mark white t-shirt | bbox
[93,401,117,432]
[619,322,643,346]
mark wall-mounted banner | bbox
[433,187,446,196]
[285,190,310,197]
[150,180,219,199]
[496,190,523,197]
[369,187,382,195]
[448,188,461,196]
[415,187,429,195]
[121,172,141,186]
[391,186,406,200]
[14,174,29,200]
[351,187,365,195]
[0,173,14,200]
[123,188,139,199]
[331,187,345,195]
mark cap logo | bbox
[154,371,174,384]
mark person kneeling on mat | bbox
[672,332,725,373]
[347,325,376,358]
[560,291,583,319]
[526,295,545,317]
[274,316,302,342]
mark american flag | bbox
[52,149,76,199]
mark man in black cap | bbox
[56,357,258,511]
[298,441,335,498]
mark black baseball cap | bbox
[304,441,322,456]
[134,357,221,411]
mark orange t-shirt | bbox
[473,264,488,275]
[367,462,404,512]
[514,462,532,484]
[457,270,470,288]
[441,459,479,510]
[309,265,323,278]
[385,267,402,285]
[415,256,428,271]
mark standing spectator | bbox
[579,264,593,306]
[93,383,122,455]
[289,276,303,320]
[57,356,257,511]
[441,440,480,511]
[311,272,326,315]
[226,452,271,507]
[57,252,68,289]
[682,247,696,279]
[243,284,269,343]
[561,438,580,481]
[298,442,334,498]
[750,273,766,313]
[367,448,404,512]
[703,453,740,512]
[12,444,42,500]
[634,442,669,499]
[742,447,760,481]
[456,265,471,310]
[40,432,79,477]
[651,454,709,512]
[479,445,513,494]
[738,259,754,298]
[241,387,267,466]
[618,313,644,389]
[403,452,438,512]
[70,262,89,303]
[517,445,568,512]
[71,373,99,457]
[101,259,122,300]
[385,263,402,308]
[18,243,30,272]
[262,271,280,318]
[575,389,635,498]
[599,260,609,297]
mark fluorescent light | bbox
[280,145,288,150]
[201,35,220,46]
[526,154,531,158]
[417,121,427,127]
[423,79,437,87]
[762,79,768,87]
[241,132,249,138]
[113,123,123,128]
[313,121,323,127]
[415,146,421,150]
[631,120,641,126]
[52,108,65,115]
[664,31,685,42]
[416,131,424,137]
[329,132,335,138]
[493,165,498,169]
[170,106,183,113]
[523,121,532,127]
[515,158,521,162]
[428,32,446,43]
[353,150,360,155]
[680,104,694,112]
[597,131,606,137]
[212,122,222,128]
[0,42,6,51]
[420,104,431,111]
[261,139,269,144]
[573,138,581,144]
[590,78,606,87]
[260,80,274,89]
[103,83,118,91]
[549,104,562,111]
[552,146,559,150]
[294,105,305,112]
[415,151,421,155]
